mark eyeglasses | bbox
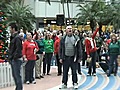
[67,28,72,29]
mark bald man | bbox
[59,26,82,89]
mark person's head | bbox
[45,31,51,40]
[40,33,44,39]
[101,45,104,50]
[9,23,18,34]
[19,32,24,40]
[20,29,23,33]
[74,30,79,35]
[26,32,32,41]
[110,33,117,42]
[52,30,57,37]
[88,31,92,38]
[66,26,73,36]
[58,30,63,36]
[46,31,51,36]
[83,33,87,38]
[96,32,100,37]
[37,33,44,40]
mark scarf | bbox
[86,37,96,49]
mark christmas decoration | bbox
[0,8,8,62]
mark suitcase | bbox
[99,62,109,73]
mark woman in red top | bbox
[85,28,99,76]
[54,35,62,76]
[22,32,39,84]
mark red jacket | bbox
[85,28,99,55]
[106,39,111,45]
[51,35,59,42]
[0,60,5,63]
[54,37,60,54]
[22,40,39,60]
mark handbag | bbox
[34,41,39,60]
[36,55,39,60]
[86,57,92,63]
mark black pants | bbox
[96,48,101,62]
[43,53,53,74]
[82,51,88,67]
[62,56,77,85]
[78,63,81,73]
[56,54,62,74]
[25,60,35,82]
[10,58,23,90]
[88,51,97,74]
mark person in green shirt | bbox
[35,33,44,79]
[43,31,54,75]
[107,33,120,77]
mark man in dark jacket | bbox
[59,26,82,89]
[8,23,23,90]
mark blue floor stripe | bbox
[117,67,120,76]
[103,76,116,90]
[97,68,120,90]
[89,72,104,90]
[78,69,93,89]
[98,68,106,73]
[117,86,120,90]
[76,67,120,90]
[118,72,120,77]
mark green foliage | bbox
[76,0,120,31]
[110,1,120,30]
[5,0,35,31]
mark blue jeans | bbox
[10,58,23,90]
[108,54,118,75]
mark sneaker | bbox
[78,72,82,75]
[59,83,67,89]
[43,73,45,76]
[57,73,62,76]
[36,77,41,79]
[73,83,78,89]
[92,73,96,76]
[107,74,110,77]
[114,73,117,76]
[26,81,30,84]
[32,81,36,84]
[87,73,91,76]
[47,73,51,75]
[40,75,44,78]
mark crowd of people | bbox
[8,23,120,90]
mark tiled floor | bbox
[0,66,62,90]
[1,66,120,90]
